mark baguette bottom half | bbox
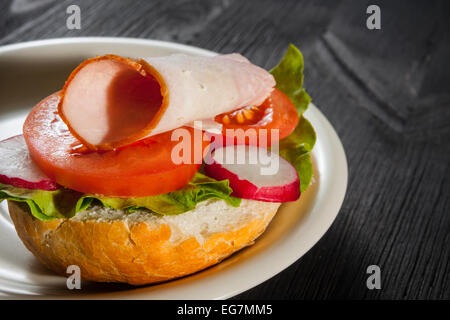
[7,199,281,285]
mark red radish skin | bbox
[204,145,300,202]
[0,174,58,191]
[0,135,58,190]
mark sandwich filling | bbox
[0,44,316,221]
[59,53,275,150]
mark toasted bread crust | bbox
[8,200,279,285]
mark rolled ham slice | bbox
[59,53,275,150]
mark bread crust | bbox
[7,200,279,285]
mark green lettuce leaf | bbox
[270,44,316,192]
[0,173,240,220]
[80,173,240,216]
[278,117,316,192]
[270,43,311,115]
[0,183,85,220]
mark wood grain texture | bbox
[0,0,448,299]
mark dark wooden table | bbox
[0,0,448,300]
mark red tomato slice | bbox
[214,88,299,146]
[23,92,207,197]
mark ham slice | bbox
[59,53,275,150]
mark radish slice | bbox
[0,135,58,190]
[204,145,300,202]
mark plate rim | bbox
[0,36,217,56]
[0,37,348,300]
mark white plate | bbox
[0,38,347,299]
